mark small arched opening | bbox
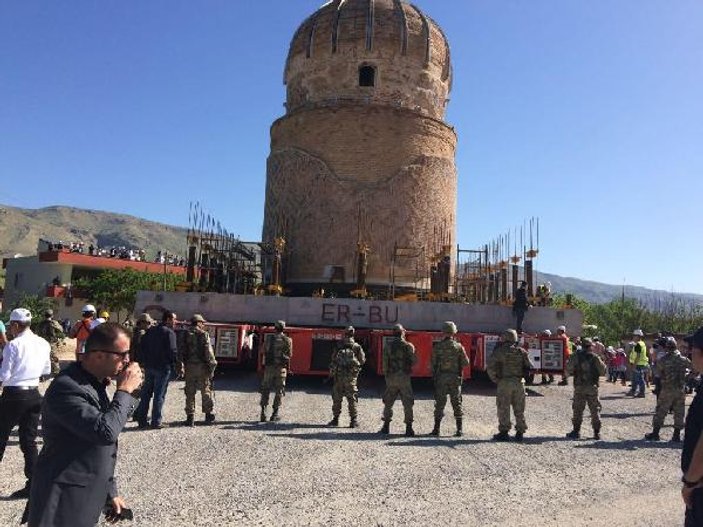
[359,65,376,87]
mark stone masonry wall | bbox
[262,104,457,287]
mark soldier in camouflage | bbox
[430,321,470,437]
[35,309,64,375]
[260,320,293,422]
[177,314,217,426]
[129,312,154,364]
[565,338,607,440]
[645,337,691,442]
[487,329,532,442]
[378,324,417,436]
[328,326,366,428]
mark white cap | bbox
[10,308,32,323]
[557,325,566,332]
[542,329,552,336]
[633,329,644,337]
[81,304,96,314]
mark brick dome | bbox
[284,0,452,120]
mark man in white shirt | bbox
[0,308,51,499]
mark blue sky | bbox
[1,1,701,294]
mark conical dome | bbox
[284,0,452,120]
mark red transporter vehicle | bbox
[175,321,252,367]
[257,326,372,376]
[368,330,471,380]
[469,333,501,373]
[468,332,568,382]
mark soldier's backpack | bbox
[576,353,600,385]
[335,346,360,372]
[438,344,458,374]
[388,340,412,374]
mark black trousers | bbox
[686,488,703,527]
[0,388,42,482]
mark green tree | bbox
[0,293,59,331]
[76,268,180,321]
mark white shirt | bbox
[0,328,51,387]
[89,318,105,330]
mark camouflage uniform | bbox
[566,340,607,439]
[178,324,217,422]
[35,316,64,375]
[430,322,470,436]
[487,333,532,439]
[260,328,293,421]
[647,342,691,441]
[381,333,417,427]
[329,336,366,427]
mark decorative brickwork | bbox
[263,0,457,291]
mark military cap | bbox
[345,326,355,335]
[44,309,54,317]
[274,320,286,330]
[191,314,206,323]
[503,329,518,343]
[393,323,405,333]
[665,336,677,349]
[137,313,154,324]
[442,321,457,335]
[581,337,593,348]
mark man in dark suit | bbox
[27,323,143,527]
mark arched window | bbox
[359,65,376,87]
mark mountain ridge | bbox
[1,204,701,306]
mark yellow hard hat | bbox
[99,311,110,319]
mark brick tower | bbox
[262,0,456,295]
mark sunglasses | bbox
[92,349,130,358]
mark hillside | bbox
[0,205,187,260]
[1,204,701,307]
[535,271,703,308]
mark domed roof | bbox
[283,0,453,119]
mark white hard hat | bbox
[557,325,566,332]
[542,329,552,336]
[633,329,644,337]
[82,304,96,314]
[10,308,32,323]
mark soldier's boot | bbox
[593,427,601,440]
[672,428,682,443]
[492,431,510,442]
[270,408,281,422]
[185,414,195,427]
[566,427,581,439]
[429,418,441,437]
[378,421,390,434]
[205,413,216,424]
[328,416,340,427]
[259,407,267,422]
[349,418,359,429]
[558,379,568,386]
[644,427,661,441]
[454,418,463,437]
[514,431,524,442]
[405,423,415,437]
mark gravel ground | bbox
[0,363,688,527]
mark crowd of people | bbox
[2,303,703,526]
[40,238,186,266]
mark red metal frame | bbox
[369,330,471,379]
